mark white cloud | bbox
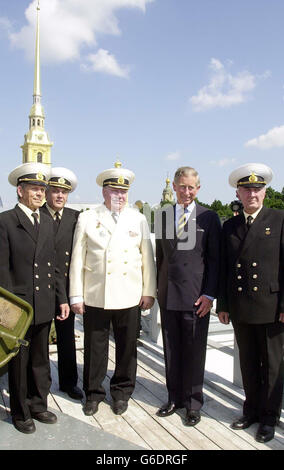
[82,49,130,78]
[245,124,284,149]
[210,158,236,167]
[165,151,180,161]
[5,0,153,76]
[190,58,268,112]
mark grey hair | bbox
[173,167,200,186]
[16,183,27,201]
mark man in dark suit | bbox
[0,163,69,434]
[41,167,83,400]
[217,163,284,443]
[155,166,221,426]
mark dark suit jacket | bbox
[0,205,67,325]
[217,206,284,324]
[156,203,221,311]
[40,204,79,309]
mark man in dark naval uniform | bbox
[41,167,83,400]
[217,162,284,443]
[0,163,69,434]
[155,166,221,426]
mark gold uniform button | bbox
[48,285,51,289]
[35,286,39,291]
[47,262,51,266]
[34,263,38,268]
[64,273,68,277]
[65,251,69,256]
[107,272,111,275]
[65,262,69,266]
[252,262,257,267]
[237,287,242,292]
[252,274,258,279]
[237,263,241,268]
[253,286,258,291]
[35,274,39,279]
[237,275,242,280]
[48,273,51,278]
[123,272,127,275]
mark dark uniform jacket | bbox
[217,206,284,324]
[40,204,79,309]
[156,203,221,311]
[0,205,67,324]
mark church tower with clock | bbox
[21,1,53,166]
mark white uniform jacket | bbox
[69,204,156,310]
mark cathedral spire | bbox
[33,0,41,103]
[21,0,53,165]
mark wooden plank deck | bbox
[1,316,283,451]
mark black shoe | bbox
[184,410,201,427]
[83,400,99,416]
[231,415,257,430]
[112,400,128,415]
[255,424,275,443]
[31,411,57,424]
[156,402,179,417]
[61,386,83,400]
[12,417,36,434]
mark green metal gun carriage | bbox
[0,286,33,371]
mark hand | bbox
[139,296,155,311]
[194,295,212,317]
[71,302,85,315]
[279,313,284,323]
[56,303,70,321]
[218,311,230,324]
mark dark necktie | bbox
[54,212,60,233]
[247,215,253,229]
[31,212,39,237]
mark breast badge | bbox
[265,227,271,235]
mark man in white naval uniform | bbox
[69,161,156,416]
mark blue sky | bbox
[1,0,284,208]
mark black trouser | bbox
[54,311,78,390]
[8,321,52,421]
[83,305,139,402]
[233,320,284,426]
[160,309,210,410]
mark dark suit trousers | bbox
[8,321,52,421]
[160,309,210,410]
[83,305,139,402]
[233,321,284,426]
[54,311,78,390]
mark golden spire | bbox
[21,0,53,165]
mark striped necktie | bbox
[177,208,188,238]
